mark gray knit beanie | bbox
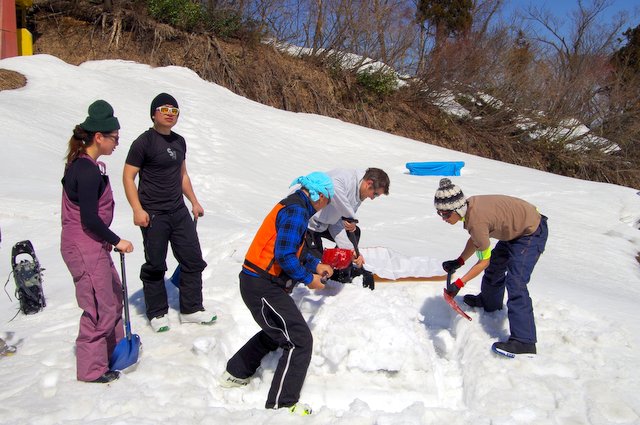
[434,178,467,218]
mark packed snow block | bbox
[405,161,465,176]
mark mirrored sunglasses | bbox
[156,106,180,115]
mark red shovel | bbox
[443,271,472,321]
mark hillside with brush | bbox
[3,0,639,188]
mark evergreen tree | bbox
[612,24,640,75]
[415,0,473,49]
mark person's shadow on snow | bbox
[419,295,509,357]
[125,279,179,318]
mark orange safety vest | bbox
[243,193,307,282]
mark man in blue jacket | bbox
[221,172,334,416]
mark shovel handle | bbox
[320,271,329,284]
[342,217,360,258]
[114,248,132,340]
[445,270,455,292]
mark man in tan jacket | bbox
[434,178,548,358]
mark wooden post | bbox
[0,0,18,59]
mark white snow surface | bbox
[0,55,639,424]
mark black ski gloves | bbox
[442,256,465,273]
[445,278,465,298]
[362,270,375,291]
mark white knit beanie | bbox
[434,178,467,218]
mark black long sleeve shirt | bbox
[62,157,120,245]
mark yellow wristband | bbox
[476,247,491,260]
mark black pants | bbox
[226,272,313,409]
[304,226,361,259]
[139,206,207,319]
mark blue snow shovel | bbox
[110,250,141,371]
[169,263,181,288]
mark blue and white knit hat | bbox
[434,178,467,218]
[290,172,334,202]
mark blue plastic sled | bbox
[406,161,465,176]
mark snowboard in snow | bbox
[373,274,446,282]
[358,247,446,281]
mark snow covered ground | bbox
[0,54,639,424]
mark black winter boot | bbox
[491,339,536,358]
[90,370,120,383]
[463,294,484,308]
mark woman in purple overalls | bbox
[60,100,134,383]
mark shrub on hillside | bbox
[148,0,203,31]
[356,70,398,97]
[202,9,242,39]
[146,0,257,39]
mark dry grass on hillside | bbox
[29,8,451,146]
[17,4,640,189]
[0,69,27,91]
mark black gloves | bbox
[362,270,375,290]
[442,256,465,273]
[331,267,353,283]
[445,278,464,298]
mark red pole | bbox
[0,0,18,59]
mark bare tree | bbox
[522,0,629,118]
[471,0,503,38]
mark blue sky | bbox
[501,0,639,32]
[497,0,639,45]
[502,0,639,19]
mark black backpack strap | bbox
[243,259,283,284]
[243,259,297,292]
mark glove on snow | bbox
[362,270,375,291]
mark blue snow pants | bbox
[480,216,548,344]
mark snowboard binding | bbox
[11,240,46,315]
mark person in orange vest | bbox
[221,172,334,416]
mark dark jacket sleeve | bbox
[75,160,120,245]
